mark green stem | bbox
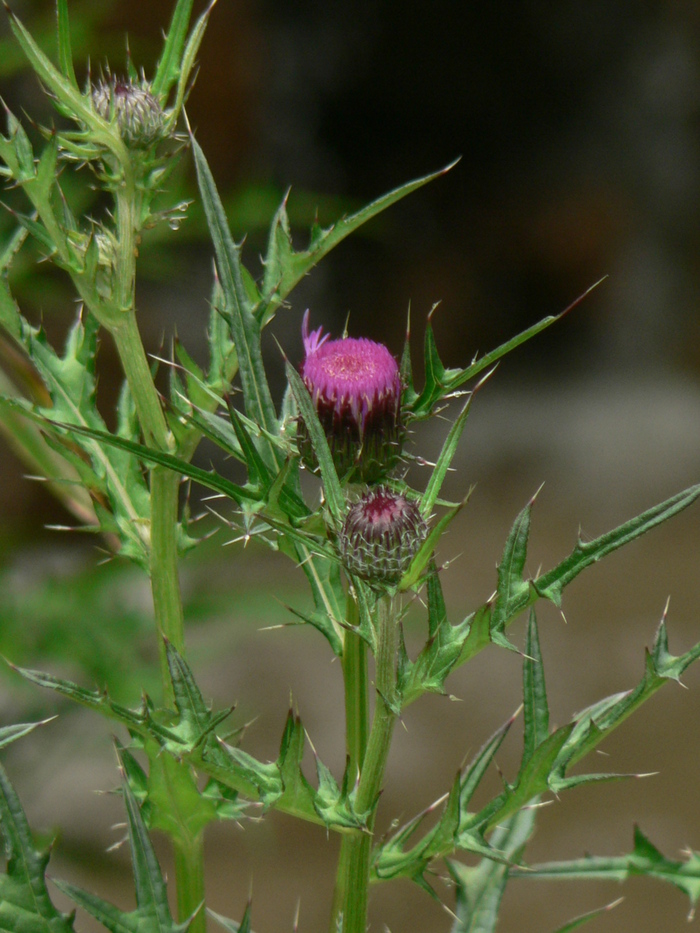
[110,311,169,450]
[109,313,184,706]
[107,188,200,924]
[174,832,206,933]
[114,173,138,313]
[343,603,370,779]
[331,596,399,933]
[330,603,370,930]
[149,465,186,704]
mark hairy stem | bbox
[331,595,398,933]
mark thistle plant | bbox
[1,4,700,933]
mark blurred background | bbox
[1,1,700,931]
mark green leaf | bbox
[55,0,78,89]
[6,8,119,151]
[491,491,538,639]
[147,750,217,844]
[31,414,255,506]
[480,724,575,831]
[275,709,316,819]
[311,754,365,831]
[260,161,459,324]
[547,900,623,933]
[55,778,189,933]
[151,0,195,100]
[169,2,218,124]
[0,720,50,750]
[407,306,451,419]
[459,716,515,816]
[0,305,154,561]
[512,826,700,911]
[398,497,467,591]
[548,610,700,791]
[522,609,549,761]
[419,395,473,519]
[406,481,700,704]
[408,280,606,420]
[0,761,75,933]
[535,483,700,606]
[448,807,536,933]
[372,716,515,884]
[285,360,345,527]
[398,570,472,701]
[165,640,229,750]
[7,661,156,737]
[192,135,280,471]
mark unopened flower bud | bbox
[299,311,403,483]
[92,78,166,147]
[339,488,427,584]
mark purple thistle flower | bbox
[339,487,427,584]
[299,311,403,482]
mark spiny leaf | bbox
[285,360,345,527]
[260,161,459,324]
[522,609,548,761]
[170,2,218,125]
[512,825,700,910]
[0,719,52,750]
[55,778,189,933]
[546,900,623,933]
[549,612,700,789]
[419,394,473,519]
[491,490,538,637]
[151,0,195,99]
[30,414,255,505]
[448,807,537,933]
[147,748,218,844]
[535,483,700,606]
[398,496,467,591]
[5,7,120,151]
[405,481,700,704]
[55,0,78,89]
[208,906,253,933]
[372,716,515,884]
[408,279,606,420]
[0,761,75,933]
[192,135,280,471]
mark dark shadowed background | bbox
[1,2,700,932]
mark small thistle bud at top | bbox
[339,488,427,585]
[92,78,166,147]
[299,311,403,483]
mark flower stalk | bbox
[332,595,399,933]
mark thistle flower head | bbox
[92,78,166,147]
[299,311,403,482]
[339,488,427,584]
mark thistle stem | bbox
[107,190,200,926]
[174,831,206,933]
[109,311,169,451]
[331,595,398,933]
[149,465,186,701]
[108,311,184,706]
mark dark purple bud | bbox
[92,78,166,147]
[339,488,427,584]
